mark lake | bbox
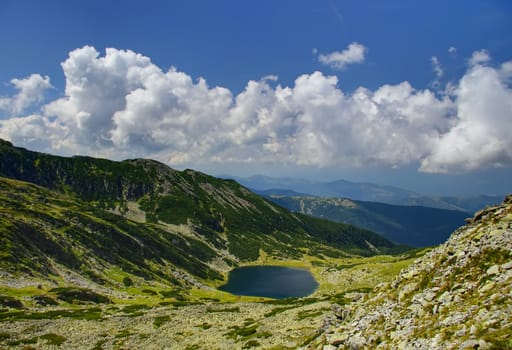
[218,265,318,299]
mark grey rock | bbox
[348,335,366,350]
[486,264,500,275]
[323,345,337,350]
[501,261,512,270]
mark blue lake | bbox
[218,265,318,299]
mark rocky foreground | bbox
[306,195,512,350]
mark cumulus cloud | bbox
[420,61,512,173]
[317,42,367,70]
[0,45,511,174]
[469,49,491,66]
[448,46,457,57]
[0,74,52,115]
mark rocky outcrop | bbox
[308,195,512,349]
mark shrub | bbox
[122,276,134,287]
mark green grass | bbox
[7,336,38,346]
[206,306,240,313]
[153,315,171,328]
[296,308,327,320]
[243,340,261,348]
[49,287,111,304]
[264,306,296,317]
[0,295,23,308]
[0,307,103,321]
[40,333,66,345]
[196,322,212,330]
[224,324,259,340]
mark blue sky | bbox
[0,0,511,195]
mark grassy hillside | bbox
[0,139,402,284]
[267,195,468,247]
[0,176,225,284]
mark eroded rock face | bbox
[307,195,512,350]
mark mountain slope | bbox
[307,195,512,349]
[0,139,399,287]
[266,195,468,247]
[0,176,224,285]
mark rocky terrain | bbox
[306,195,512,349]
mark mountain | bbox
[306,195,512,349]
[226,174,505,212]
[254,188,316,197]
[1,139,508,349]
[264,195,468,247]
[0,139,399,287]
[225,174,417,204]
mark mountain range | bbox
[225,174,504,213]
[262,195,469,247]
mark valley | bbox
[0,140,414,348]
[0,250,422,349]
[0,139,509,349]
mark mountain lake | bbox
[218,265,318,299]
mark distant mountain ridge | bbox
[265,195,469,247]
[225,174,504,212]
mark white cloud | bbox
[420,61,512,173]
[469,49,491,66]
[317,42,367,70]
[0,74,52,115]
[431,56,443,78]
[0,45,511,174]
[448,46,457,57]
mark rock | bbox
[402,270,417,279]
[423,290,436,302]
[332,304,349,321]
[438,291,452,303]
[454,327,466,337]
[478,281,496,293]
[459,339,480,349]
[486,265,500,275]
[347,335,366,350]
[501,261,512,270]
[407,303,424,317]
[398,283,418,301]
[323,345,337,350]
[327,334,346,346]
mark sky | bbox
[0,0,511,196]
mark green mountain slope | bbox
[0,176,223,284]
[266,195,468,247]
[0,139,400,287]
